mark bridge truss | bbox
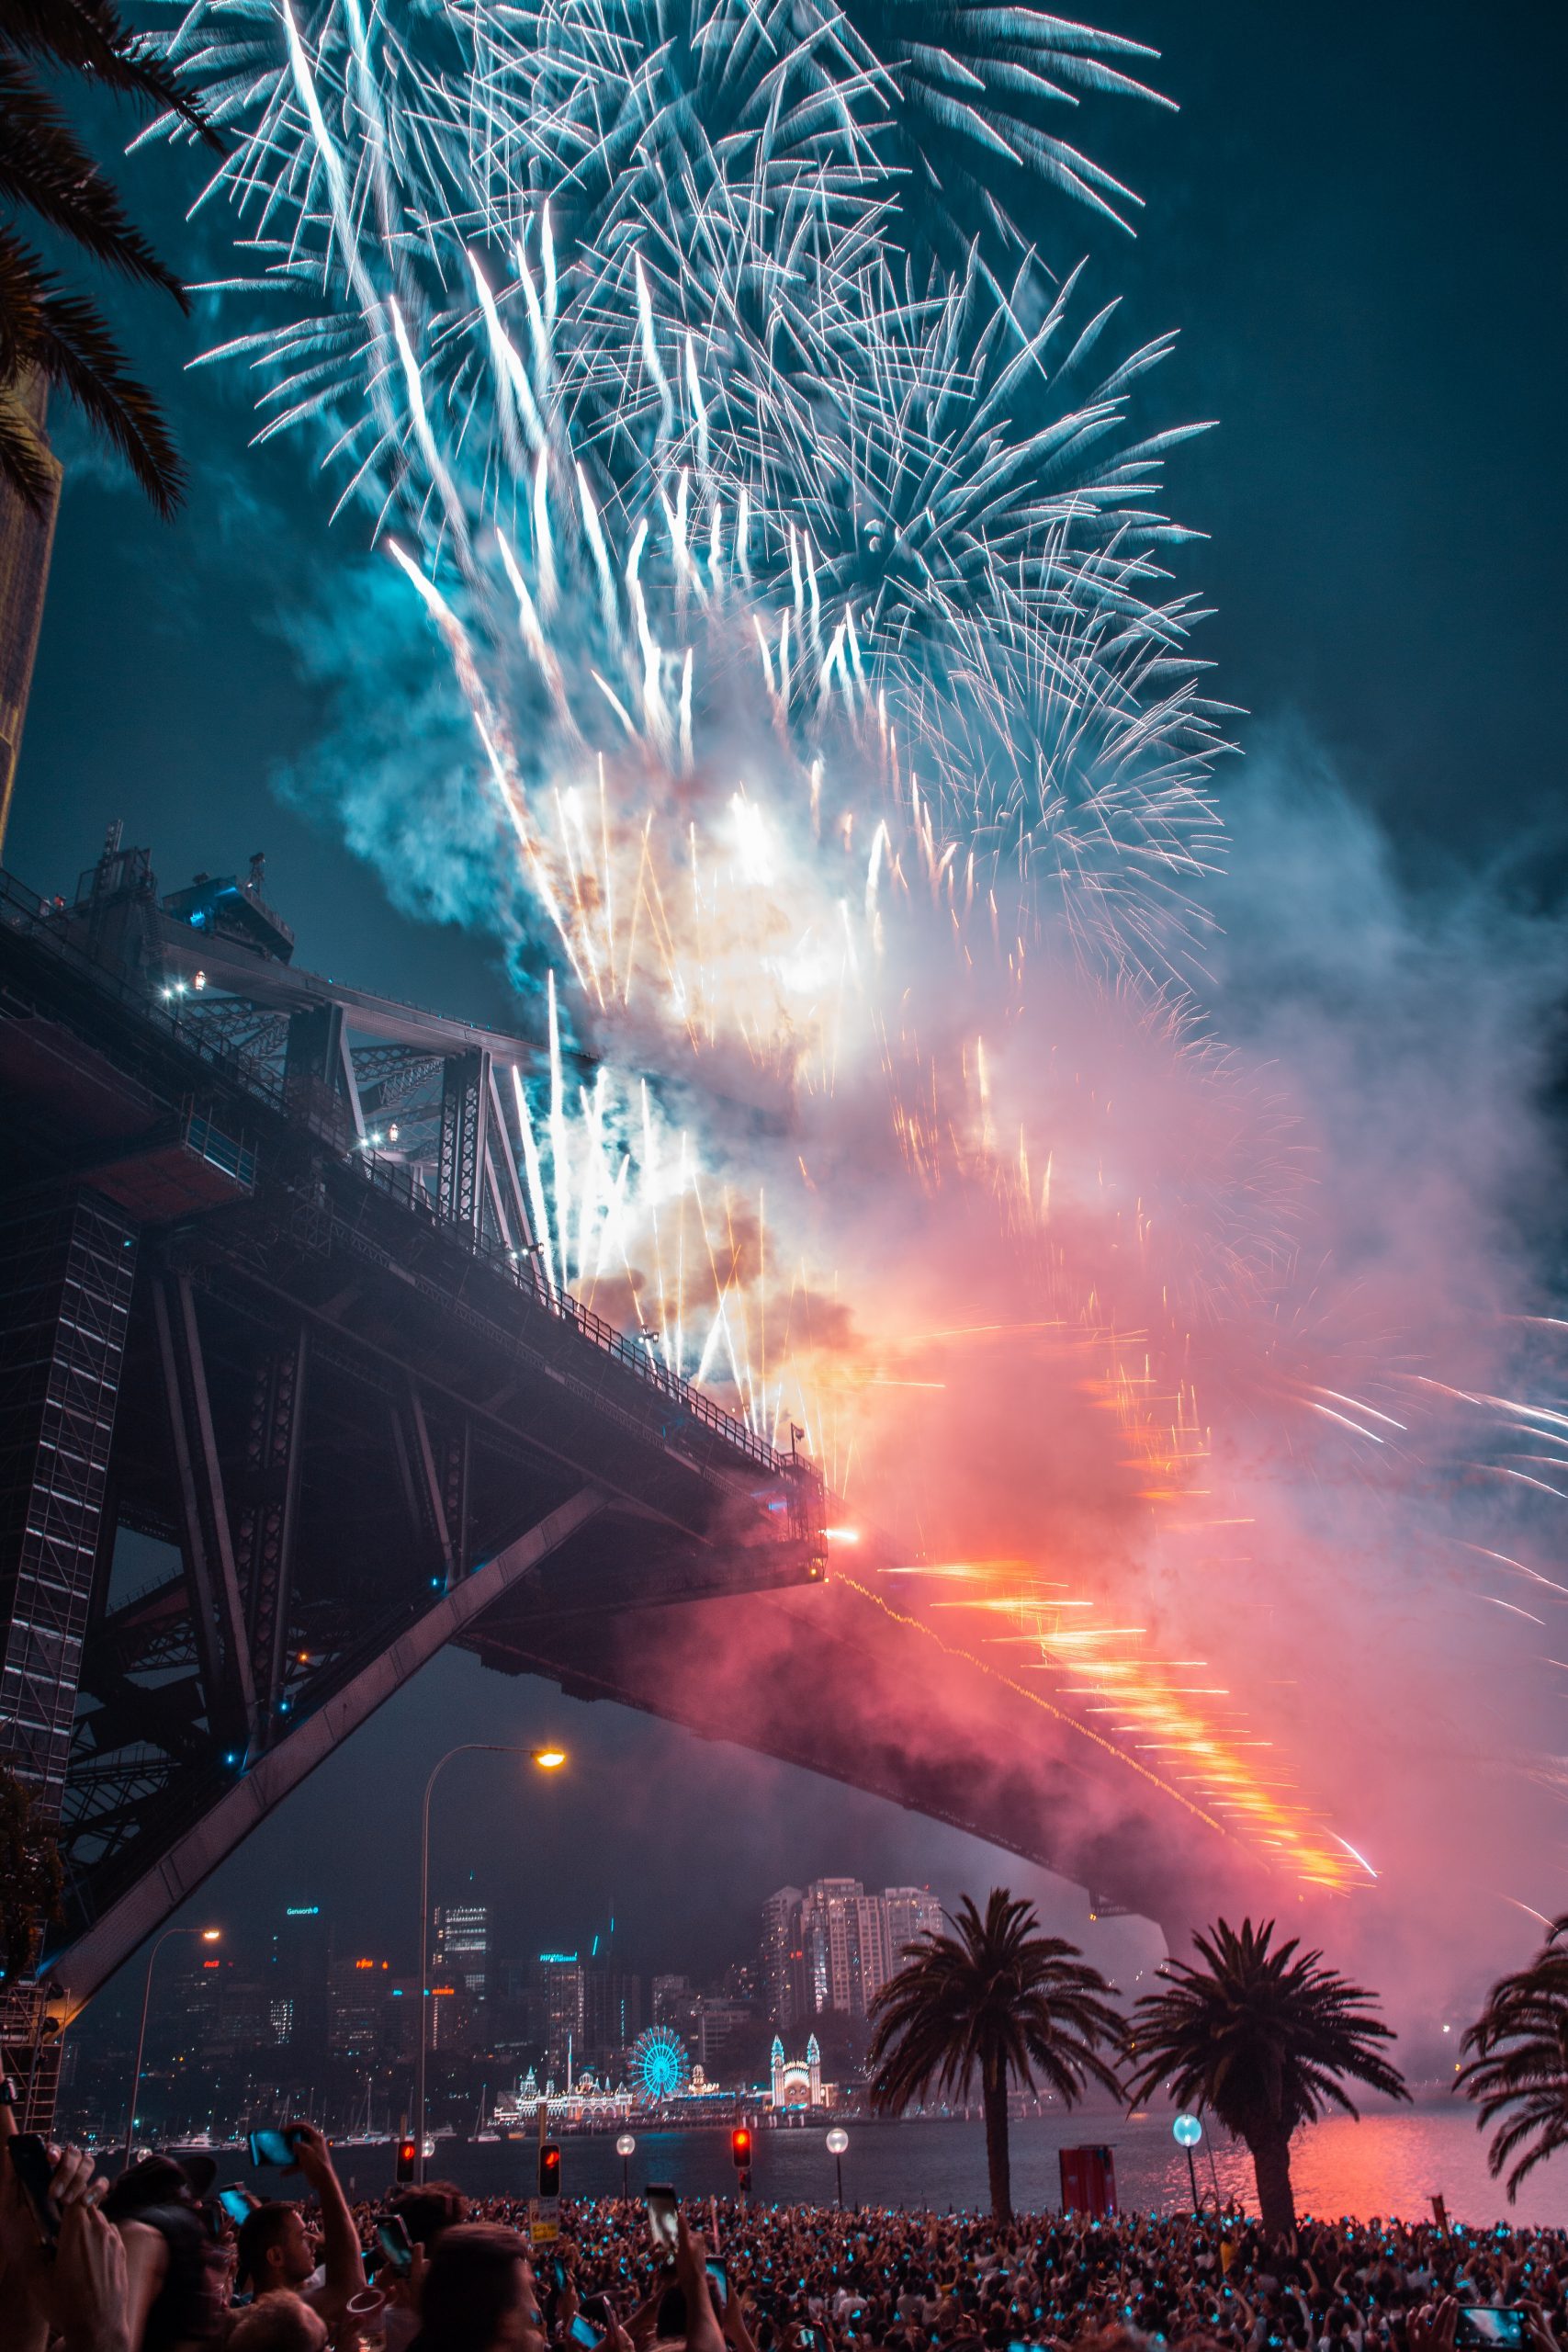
[0,836,824,2027]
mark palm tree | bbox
[1124,1917,1407,2241]
[866,1887,1127,2222]
[0,0,217,514]
[1457,1915,1568,2199]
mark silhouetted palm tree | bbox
[866,1887,1126,2221]
[1458,1915,1568,2199]
[0,0,216,513]
[1124,1917,1407,2240]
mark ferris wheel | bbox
[627,2025,691,2102]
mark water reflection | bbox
[328,2109,1564,2228]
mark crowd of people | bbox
[5,2110,1567,2352]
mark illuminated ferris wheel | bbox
[627,2026,691,2103]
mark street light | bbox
[616,2131,637,2204]
[416,1744,568,2182]
[1172,2112,1202,2215]
[826,2125,849,2209]
[123,1928,220,2162]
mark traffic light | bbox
[396,2137,417,2183]
[538,2142,561,2199]
[730,2126,752,2194]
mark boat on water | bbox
[343,2079,394,2146]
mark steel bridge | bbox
[0,832,1250,2111]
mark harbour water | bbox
[311,2108,1567,2230]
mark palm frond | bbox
[9,259,185,513]
[867,1886,1127,2115]
[1125,1916,1408,2141]
[0,57,187,301]
[1457,1918,1568,2203]
[0,0,221,142]
[0,368,56,511]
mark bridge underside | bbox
[461,1576,1257,1934]
[1,840,1253,2039]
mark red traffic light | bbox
[538,2142,561,2199]
[729,2127,752,2168]
[395,2137,417,2182]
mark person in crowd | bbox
[103,2153,225,2352]
[231,2123,363,2337]
[222,2296,328,2352]
[405,2220,547,2352]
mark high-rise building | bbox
[883,1888,943,1966]
[534,1953,585,2081]
[801,1879,867,2016]
[267,1904,330,2072]
[776,1882,944,2023]
[329,1956,400,2063]
[434,1904,489,2001]
[650,1973,692,2027]
[582,1971,643,2075]
[761,1888,805,2032]
[694,1998,755,2083]
[854,1895,895,2011]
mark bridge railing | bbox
[2,865,820,1500]
[345,1139,807,1487]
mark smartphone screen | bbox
[570,2319,603,2349]
[1459,2317,1525,2351]
[7,2136,61,2245]
[247,2127,299,2167]
[378,2216,414,2273]
[647,2184,679,2257]
[706,2261,730,2312]
[219,2187,255,2225]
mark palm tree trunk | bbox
[982,2062,1011,2222]
[1247,2125,1296,2242]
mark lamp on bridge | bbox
[123,1927,220,2163]
[416,1744,569,2182]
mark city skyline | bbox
[54,1861,1162,2145]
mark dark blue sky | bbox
[13,1,1565,2008]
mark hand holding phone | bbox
[647,2184,679,2258]
[1457,2315,1525,2351]
[247,2127,302,2168]
[219,2185,258,2226]
[378,2214,415,2275]
[7,2134,62,2244]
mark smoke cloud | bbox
[272,555,1568,2028]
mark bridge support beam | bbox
[0,1190,137,1815]
[51,1482,606,2019]
[152,1271,256,1749]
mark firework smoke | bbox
[157,0,1568,2002]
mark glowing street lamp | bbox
[417,1744,569,2181]
[616,2131,637,2203]
[124,1928,220,2162]
[1172,2112,1202,2213]
[826,2125,850,2208]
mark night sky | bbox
[12,2,1565,2016]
